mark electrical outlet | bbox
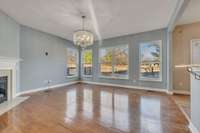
[44,80,52,84]
[48,80,52,84]
[44,80,48,84]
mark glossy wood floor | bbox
[172,94,191,120]
[0,83,190,133]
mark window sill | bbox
[139,78,162,82]
[99,76,129,80]
[82,75,93,78]
[65,75,78,78]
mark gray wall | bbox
[191,75,200,132]
[81,29,168,89]
[0,10,20,58]
[0,10,20,93]
[20,26,78,92]
[0,9,168,91]
[0,10,79,93]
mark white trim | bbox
[189,122,200,133]
[16,81,79,96]
[191,39,200,66]
[66,75,78,78]
[99,76,129,80]
[80,81,167,93]
[167,0,189,31]
[139,77,162,82]
[166,90,174,95]
[0,57,22,100]
[170,90,190,95]
[0,56,22,62]
[82,75,93,78]
[167,90,190,95]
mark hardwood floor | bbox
[172,94,190,120]
[0,83,189,133]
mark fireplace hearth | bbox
[0,76,8,104]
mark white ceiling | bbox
[178,0,200,25]
[0,0,179,41]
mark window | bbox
[99,45,129,79]
[99,48,113,77]
[113,46,129,77]
[82,49,93,76]
[66,48,78,77]
[139,40,162,81]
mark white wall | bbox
[191,73,200,132]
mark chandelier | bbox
[73,16,94,48]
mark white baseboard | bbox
[171,90,190,95]
[16,81,190,97]
[16,81,79,96]
[166,90,174,95]
[80,81,167,93]
[15,80,167,97]
[189,122,199,133]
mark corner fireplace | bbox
[0,76,8,103]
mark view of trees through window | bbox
[82,50,92,76]
[113,47,128,77]
[67,48,78,77]
[69,41,162,81]
[140,40,162,81]
[100,48,113,76]
[99,45,128,78]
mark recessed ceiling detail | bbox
[0,0,179,40]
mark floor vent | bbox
[146,90,154,92]
[44,90,51,93]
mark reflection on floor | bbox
[0,83,189,133]
[172,94,190,120]
[0,97,29,116]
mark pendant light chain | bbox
[82,16,85,31]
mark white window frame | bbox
[139,40,162,82]
[81,49,93,77]
[99,44,129,80]
[66,48,79,78]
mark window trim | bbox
[81,49,93,78]
[66,48,79,78]
[98,44,129,80]
[139,40,162,82]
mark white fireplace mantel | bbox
[0,56,22,100]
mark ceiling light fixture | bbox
[73,16,94,48]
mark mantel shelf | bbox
[0,56,23,63]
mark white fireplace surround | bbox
[0,56,21,101]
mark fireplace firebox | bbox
[0,76,8,104]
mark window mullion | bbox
[112,48,115,77]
